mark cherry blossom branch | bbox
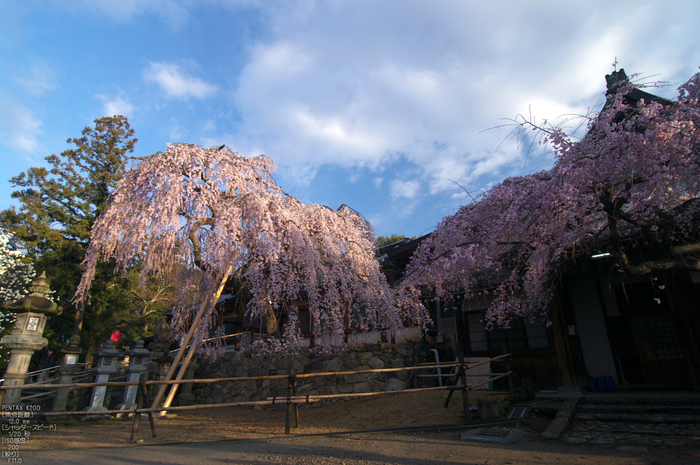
[403,69,700,325]
[75,143,428,355]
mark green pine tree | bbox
[0,116,171,360]
[376,234,415,248]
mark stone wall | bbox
[192,343,433,406]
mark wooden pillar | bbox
[670,271,700,389]
[549,294,577,387]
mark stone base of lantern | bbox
[83,375,111,413]
[2,347,42,405]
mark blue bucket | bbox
[596,376,607,392]
[604,376,615,392]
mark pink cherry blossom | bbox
[403,70,700,326]
[75,144,428,354]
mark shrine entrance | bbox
[607,281,692,388]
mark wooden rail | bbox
[0,353,513,390]
[0,353,513,442]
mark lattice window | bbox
[467,311,549,352]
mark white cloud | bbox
[14,59,57,96]
[293,110,388,158]
[0,97,42,153]
[225,0,700,201]
[97,94,135,117]
[390,179,420,200]
[143,62,217,100]
[2,0,699,237]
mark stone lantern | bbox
[84,339,122,412]
[52,335,83,412]
[1,272,61,405]
[177,358,199,406]
[147,317,173,403]
[116,340,151,415]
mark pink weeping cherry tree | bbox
[403,69,700,327]
[74,143,427,354]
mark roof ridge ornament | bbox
[605,68,629,95]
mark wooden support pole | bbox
[151,263,234,414]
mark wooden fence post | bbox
[131,372,157,443]
[443,365,462,409]
[144,376,157,438]
[130,374,144,442]
[506,355,514,392]
[285,370,293,434]
[292,371,299,429]
[459,352,470,422]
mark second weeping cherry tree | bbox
[402,69,700,328]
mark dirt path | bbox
[22,391,485,449]
[18,432,700,465]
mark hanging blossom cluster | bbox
[403,70,700,327]
[0,230,35,331]
[74,144,428,354]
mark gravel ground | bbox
[7,391,700,464]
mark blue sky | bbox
[2,1,699,239]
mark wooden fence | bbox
[0,353,513,442]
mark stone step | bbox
[577,404,700,415]
[574,411,700,423]
[564,419,700,447]
[575,399,700,424]
[573,422,698,435]
[579,398,700,407]
[559,395,700,447]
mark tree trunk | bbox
[72,305,84,339]
[85,331,99,365]
[264,305,281,338]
